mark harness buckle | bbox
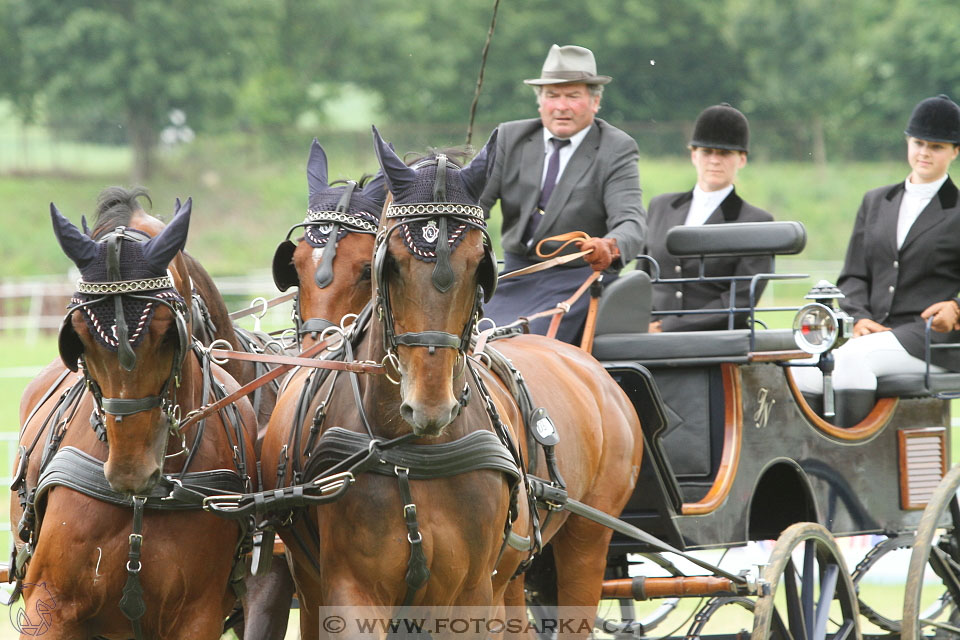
[394,465,410,477]
[162,478,183,501]
[403,503,417,516]
[407,531,423,544]
[128,533,143,545]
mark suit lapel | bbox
[668,191,693,227]
[900,179,955,253]
[516,128,546,240]
[537,123,599,238]
[876,184,901,258]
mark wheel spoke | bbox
[783,558,807,639]
[771,609,797,640]
[832,619,855,640]
[813,564,838,640]
[802,540,815,640]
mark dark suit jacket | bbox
[479,118,646,267]
[838,177,960,370]
[646,189,774,331]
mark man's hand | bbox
[648,320,662,333]
[577,237,620,271]
[921,300,960,333]
[853,318,891,337]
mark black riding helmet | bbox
[689,103,749,153]
[905,94,960,144]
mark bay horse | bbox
[260,127,643,639]
[10,188,257,639]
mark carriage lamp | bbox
[793,281,854,418]
[792,281,853,354]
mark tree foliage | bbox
[2,0,959,174]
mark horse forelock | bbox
[91,186,153,239]
[393,148,475,206]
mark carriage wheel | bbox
[850,533,914,631]
[685,596,754,639]
[751,522,861,640]
[902,463,960,640]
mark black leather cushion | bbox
[592,328,796,362]
[876,373,960,397]
[666,221,806,257]
[595,270,652,335]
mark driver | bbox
[478,44,646,344]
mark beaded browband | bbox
[386,203,485,226]
[305,209,379,233]
[76,272,176,296]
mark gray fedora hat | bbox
[524,44,612,86]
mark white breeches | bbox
[791,330,945,393]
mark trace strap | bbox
[119,496,147,640]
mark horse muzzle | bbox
[400,398,462,437]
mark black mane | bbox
[91,186,152,239]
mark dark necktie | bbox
[523,137,571,245]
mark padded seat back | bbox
[595,270,652,336]
[666,221,807,257]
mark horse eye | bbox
[361,264,372,281]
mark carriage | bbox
[576,220,960,638]
[7,142,960,640]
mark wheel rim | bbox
[903,463,960,640]
[752,522,861,640]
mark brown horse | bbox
[260,128,643,639]
[10,188,257,639]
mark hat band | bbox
[542,70,596,80]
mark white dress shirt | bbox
[897,174,947,249]
[540,124,592,188]
[685,184,734,227]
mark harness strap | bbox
[119,496,147,640]
[394,331,461,350]
[397,467,430,608]
[206,348,384,374]
[100,396,162,416]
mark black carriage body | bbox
[603,357,948,558]
[590,222,953,563]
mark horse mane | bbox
[330,174,377,188]
[91,186,153,239]
[404,147,471,168]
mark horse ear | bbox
[460,128,498,202]
[51,203,99,269]
[307,138,329,200]
[143,197,192,272]
[371,125,416,197]
[362,170,389,215]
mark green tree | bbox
[17,0,267,179]
[724,0,886,163]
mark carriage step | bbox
[601,576,737,600]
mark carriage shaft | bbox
[601,576,736,600]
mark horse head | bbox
[371,126,498,436]
[272,139,387,349]
[52,188,193,495]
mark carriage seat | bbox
[875,372,960,397]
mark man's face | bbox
[690,147,747,192]
[538,83,600,138]
[907,136,959,184]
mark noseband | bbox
[374,154,496,357]
[60,227,190,431]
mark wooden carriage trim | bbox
[681,363,742,516]
[785,368,898,440]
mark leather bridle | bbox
[374,154,497,359]
[59,227,191,435]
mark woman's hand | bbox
[853,318,891,337]
[921,300,960,333]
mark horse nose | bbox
[105,464,161,496]
[400,400,461,436]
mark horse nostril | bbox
[400,402,416,425]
